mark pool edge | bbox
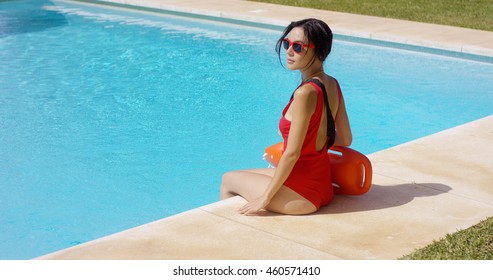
[36,115,493,259]
[64,0,493,63]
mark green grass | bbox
[399,217,493,260]
[249,0,493,31]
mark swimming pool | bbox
[1,0,492,259]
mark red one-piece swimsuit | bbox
[278,80,338,209]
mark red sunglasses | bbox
[282,38,314,53]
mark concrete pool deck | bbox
[38,0,493,259]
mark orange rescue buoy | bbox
[263,142,372,195]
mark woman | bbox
[220,18,352,215]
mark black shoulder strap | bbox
[307,79,336,149]
[288,79,336,149]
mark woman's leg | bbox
[220,168,274,201]
[220,168,317,215]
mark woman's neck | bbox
[302,68,325,82]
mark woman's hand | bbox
[239,195,270,215]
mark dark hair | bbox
[275,18,333,66]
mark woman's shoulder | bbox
[324,74,338,87]
[303,75,338,95]
[292,82,320,103]
[321,75,341,95]
[294,75,340,97]
[291,83,319,109]
[293,84,318,99]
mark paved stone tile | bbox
[202,175,493,259]
[38,204,340,259]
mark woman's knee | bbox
[220,170,245,199]
[221,170,239,187]
[220,170,273,202]
[220,172,233,197]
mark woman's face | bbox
[284,27,315,70]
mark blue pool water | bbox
[1,0,492,259]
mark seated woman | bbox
[220,18,352,215]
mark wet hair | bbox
[275,18,333,66]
